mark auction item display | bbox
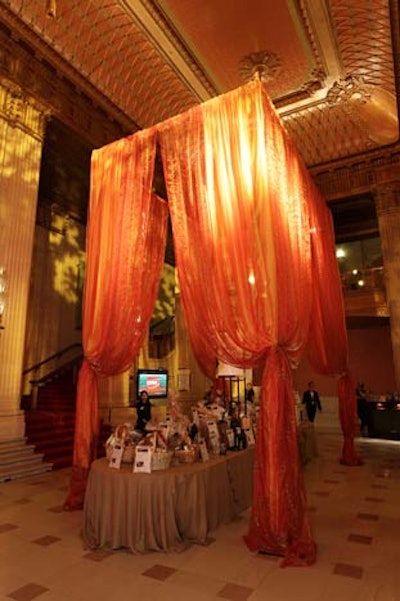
[104,393,257,474]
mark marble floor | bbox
[0,430,399,601]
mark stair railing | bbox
[22,343,83,410]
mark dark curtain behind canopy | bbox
[306,185,362,466]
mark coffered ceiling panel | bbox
[1,0,399,167]
[153,0,322,97]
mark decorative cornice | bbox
[272,0,330,109]
[326,75,371,105]
[296,0,331,79]
[0,77,49,141]
[0,4,136,146]
[311,143,400,200]
[300,69,326,96]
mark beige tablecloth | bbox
[82,447,254,553]
[298,422,318,464]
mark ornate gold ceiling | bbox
[0,0,399,167]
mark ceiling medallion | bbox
[238,51,281,83]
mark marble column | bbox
[375,177,400,390]
[0,77,48,440]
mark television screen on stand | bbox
[136,369,169,400]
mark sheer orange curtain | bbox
[159,80,318,565]
[65,129,168,509]
[306,189,362,465]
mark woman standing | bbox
[135,390,152,432]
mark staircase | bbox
[0,438,52,483]
[24,367,110,470]
[25,408,76,470]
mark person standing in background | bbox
[302,381,322,423]
[135,390,152,432]
[245,382,255,404]
[356,382,369,436]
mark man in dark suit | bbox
[302,381,322,423]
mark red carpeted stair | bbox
[25,369,111,469]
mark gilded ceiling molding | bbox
[325,75,398,147]
[300,69,326,96]
[296,0,333,78]
[273,0,333,110]
[122,0,218,98]
[326,75,369,105]
[0,77,49,141]
[325,75,378,147]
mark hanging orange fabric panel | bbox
[65,128,168,509]
[159,80,317,564]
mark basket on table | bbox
[105,424,136,464]
[151,450,173,471]
[121,444,135,463]
[105,442,135,464]
[174,446,198,464]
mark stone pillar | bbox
[375,176,400,390]
[0,77,48,440]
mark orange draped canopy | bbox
[65,80,360,566]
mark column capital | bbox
[0,77,50,141]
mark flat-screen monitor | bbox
[136,369,168,400]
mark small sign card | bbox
[244,428,255,446]
[209,432,220,455]
[199,439,210,462]
[226,428,235,448]
[241,416,251,430]
[206,420,220,441]
[192,408,200,427]
[109,444,123,470]
[157,424,170,448]
[133,445,152,473]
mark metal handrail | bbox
[22,343,83,410]
[29,355,83,387]
[23,343,83,376]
